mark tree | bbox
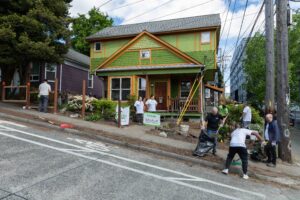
[71,7,113,56]
[0,0,72,84]
[243,33,266,109]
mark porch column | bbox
[167,77,171,111]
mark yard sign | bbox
[143,112,161,126]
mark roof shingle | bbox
[87,14,221,40]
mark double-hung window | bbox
[88,72,94,88]
[138,78,146,98]
[180,80,191,98]
[111,78,131,101]
[45,64,56,82]
[30,63,40,82]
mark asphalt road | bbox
[0,118,299,200]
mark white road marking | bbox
[0,120,27,128]
[0,125,266,199]
[67,138,110,152]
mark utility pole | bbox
[265,0,275,113]
[276,0,292,162]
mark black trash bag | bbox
[193,130,215,157]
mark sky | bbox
[69,0,300,93]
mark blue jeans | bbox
[39,95,49,113]
[207,129,218,154]
[243,121,251,129]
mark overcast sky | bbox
[69,0,300,93]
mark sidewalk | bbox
[1,102,300,187]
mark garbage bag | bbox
[193,130,215,157]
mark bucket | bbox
[180,125,189,136]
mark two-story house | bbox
[86,14,221,115]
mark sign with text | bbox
[115,106,130,126]
[143,112,161,126]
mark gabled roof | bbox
[87,14,221,41]
[64,49,90,67]
[95,31,203,71]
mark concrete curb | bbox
[0,112,222,170]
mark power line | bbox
[224,1,265,85]
[125,0,175,23]
[99,0,113,8]
[221,0,237,59]
[106,0,146,12]
[234,0,249,48]
[220,0,232,39]
[148,0,215,22]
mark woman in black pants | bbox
[222,123,263,179]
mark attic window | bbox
[94,42,102,51]
[201,32,211,44]
[140,49,151,59]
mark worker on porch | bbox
[146,95,157,112]
[134,96,144,125]
[38,79,51,113]
[202,107,224,155]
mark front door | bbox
[155,81,167,110]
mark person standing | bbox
[146,95,157,112]
[202,107,224,155]
[38,79,51,113]
[222,123,263,180]
[242,103,252,128]
[264,113,281,167]
[134,96,144,124]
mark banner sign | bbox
[115,106,130,126]
[143,112,161,126]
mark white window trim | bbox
[94,42,102,51]
[140,49,151,59]
[111,77,131,101]
[88,72,94,89]
[201,31,211,44]
[45,64,57,82]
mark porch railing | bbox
[169,97,201,113]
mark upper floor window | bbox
[94,42,102,51]
[88,71,94,89]
[140,49,151,59]
[45,64,56,82]
[201,32,211,44]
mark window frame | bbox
[110,77,131,101]
[94,42,102,51]
[140,49,151,59]
[45,64,57,82]
[201,31,211,44]
[180,80,192,98]
[30,63,40,82]
[88,71,94,89]
[138,77,146,98]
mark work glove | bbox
[271,141,277,146]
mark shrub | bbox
[66,95,97,112]
[85,113,102,121]
[92,99,117,120]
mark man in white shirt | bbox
[242,103,252,128]
[222,123,263,180]
[134,96,144,124]
[146,95,158,112]
[38,79,51,113]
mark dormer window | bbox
[140,49,151,59]
[94,42,102,51]
[201,32,211,44]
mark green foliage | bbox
[85,113,102,121]
[0,0,71,83]
[66,95,97,112]
[243,33,266,107]
[71,7,113,55]
[92,99,116,120]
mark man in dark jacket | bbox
[264,113,281,167]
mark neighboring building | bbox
[230,38,248,103]
[30,49,104,98]
[87,14,221,114]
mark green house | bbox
[87,14,222,114]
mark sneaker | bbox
[222,169,229,175]
[242,174,249,180]
[266,163,276,168]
